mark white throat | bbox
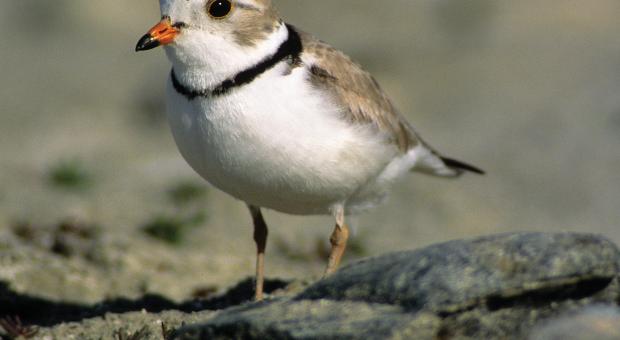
[165,23,289,91]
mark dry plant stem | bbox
[324,208,349,276]
[0,315,39,339]
[248,205,268,301]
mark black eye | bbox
[208,0,233,18]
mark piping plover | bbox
[136,0,484,300]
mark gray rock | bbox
[172,233,620,340]
[299,232,620,314]
[171,300,440,340]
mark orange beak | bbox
[135,17,180,52]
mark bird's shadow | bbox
[0,278,289,327]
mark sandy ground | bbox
[0,0,619,308]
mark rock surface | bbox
[174,300,440,340]
[300,232,619,313]
[7,232,620,339]
[171,232,620,340]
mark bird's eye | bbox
[207,0,233,19]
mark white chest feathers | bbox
[165,63,403,215]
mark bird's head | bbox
[136,0,282,71]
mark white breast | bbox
[165,63,401,215]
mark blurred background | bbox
[0,0,619,303]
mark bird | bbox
[135,0,484,301]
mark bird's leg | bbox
[324,206,349,276]
[247,205,268,301]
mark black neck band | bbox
[171,24,302,100]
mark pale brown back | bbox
[297,29,420,152]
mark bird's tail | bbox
[440,157,485,175]
[410,145,485,177]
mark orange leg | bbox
[324,208,349,276]
[248,205,268,301]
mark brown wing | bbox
[297,29,419,152]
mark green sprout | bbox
[166,180,208,206]
[141,212,206,245]
[47,159,92,191]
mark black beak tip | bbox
[135,34,160,52]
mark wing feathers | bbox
[295,26,484,177]
[298,28,419,152]
[440,157,485,175]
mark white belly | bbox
[165,66,398,215]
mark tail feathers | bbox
[410,145,485,177]
[441,157,485,175]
